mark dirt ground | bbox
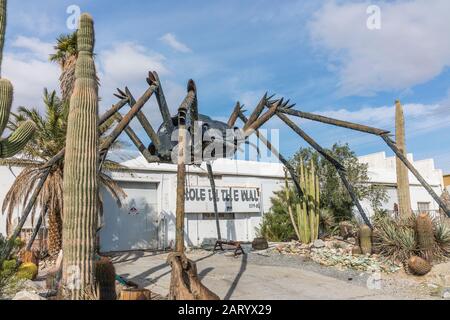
[110,247,450,300]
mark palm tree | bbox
[1,89,125,257]
[49,33,77,104]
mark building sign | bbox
[185,186,261,213]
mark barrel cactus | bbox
[407,256,431,276]
[0,0,35,158]
[62,13,99,300]
[416,213,434,261]
[359,224,372,255]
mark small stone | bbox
[13,291,46,300]
[313,239,326,248]
[442,289,450,299]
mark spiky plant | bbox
[61,13,98,300]
[2,89,125,258]
[0,0,35,158]
[373,215,417,262]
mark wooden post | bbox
[120,288,151,300]
[174,81,196,253]
[395,101,412,217]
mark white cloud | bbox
[160,33,192,53]
[12,36,54,60]
[319,102,450,137]
[98,42,168,88]
[309,0,450,96]
[2,36,59,109]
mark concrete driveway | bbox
[111,250,398,300]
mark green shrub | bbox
[16,263,38,280]
[373,214,450,263]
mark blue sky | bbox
[3,0,450,172]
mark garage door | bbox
[99,181,158,252]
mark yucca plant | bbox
[373,214,450,263]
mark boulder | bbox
[12,290,46,300]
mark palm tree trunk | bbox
[48,207,63,257]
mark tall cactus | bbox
[0,0,35,158]
[395,100,412,217]
[286,160,320,244]
[61,13,98,300]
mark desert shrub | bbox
[373,214,450,263]
[373,215,417,262]
[434,218,450,257]
[16,263,38,281]
[258,210,296,242]
[0,235,26,297]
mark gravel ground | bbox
[237,243,449,300]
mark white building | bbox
[357,152,445,217]
[0,151,445,252]
[0,155,286,252]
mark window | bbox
[417,202,430,213]
[202,212,235,220]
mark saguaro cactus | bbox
[62,13,99,300]
[395,100,412,217]
[0,0,35,158]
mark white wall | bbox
[358,152,444,218]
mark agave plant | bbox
[1,89,125,257]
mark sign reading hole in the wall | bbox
[185,186,261,213]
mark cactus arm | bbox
[0,0,6,74]
[0,120,36,158]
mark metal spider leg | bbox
[112,112,159,163]
[148,71,174,132]
[278,104,449,217]
[382,135,450,217]
[99,74,159,169]
[276,112,372,228]
[227,102,244,128]
[123,87,161,149]
[206,163,222,241]
[237,110,303,197]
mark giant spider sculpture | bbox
[5,69,449,299]
[105,71,449,230]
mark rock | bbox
[313,239,325,248]
[252,238,269,250]
[13,290,46,300]
[347,237,356,245]
[442,288,450,300]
